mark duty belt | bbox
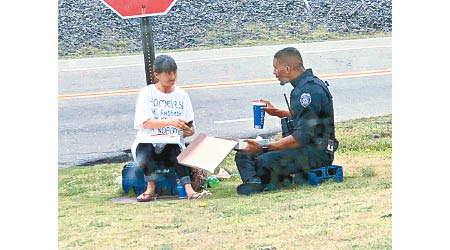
[314,137,338,153]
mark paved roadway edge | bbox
[58,69,392,100]
[59,69,392,168]
[59,131,281,168]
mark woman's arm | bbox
[142,118,188,130]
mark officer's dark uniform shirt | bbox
[234,68,337,186]
[289,68,335,168]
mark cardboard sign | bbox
[177,133,238,173]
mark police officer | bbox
[235,47,338,195]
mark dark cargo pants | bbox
[135,143,192,186]
[235,147,332,188]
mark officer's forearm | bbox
[267,135,300,151]
[276,109,291,118]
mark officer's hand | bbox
[260,99,274,109]
[241,139,263,155]
[260,100,278,116]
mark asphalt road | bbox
[58,37,392,168]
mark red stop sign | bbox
[101,0,177,19]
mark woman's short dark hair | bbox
[153,55,177,73]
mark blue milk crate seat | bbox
[153,168,178,196]
[308,165,343,186]
[121,162,178,196]
[122,162,147,196]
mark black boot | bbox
[236,177,263,195]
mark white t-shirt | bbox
[131,84,195,161]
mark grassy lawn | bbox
[59,28,391,59]
[58,115,392,249]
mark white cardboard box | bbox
[233,136,269,150]
[177,133,237,173]
[136,133,181,144]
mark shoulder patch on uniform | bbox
[300,93,311,107]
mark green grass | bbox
[59,23,391,59]
[200,23,390,48]
[335,115,392,155]
[59,114,392,249]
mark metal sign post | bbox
[140,17,156,85]
[100,0,178,85]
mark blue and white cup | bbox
[252,100,266,129]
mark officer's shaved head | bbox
[274,47,304,71]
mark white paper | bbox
[233,136,269,150]
[136,133,181,144]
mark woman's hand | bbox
[168,118,189,130]
[143,118,194,134]
[169,119,194,137]
[182,126,194,137]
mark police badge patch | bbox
[300,93,311,107]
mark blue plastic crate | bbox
[308,165,343,186]
[122,162,148,196]
[121,162,179,196]
[153,168,178,196]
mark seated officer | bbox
[235,47,338,195]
